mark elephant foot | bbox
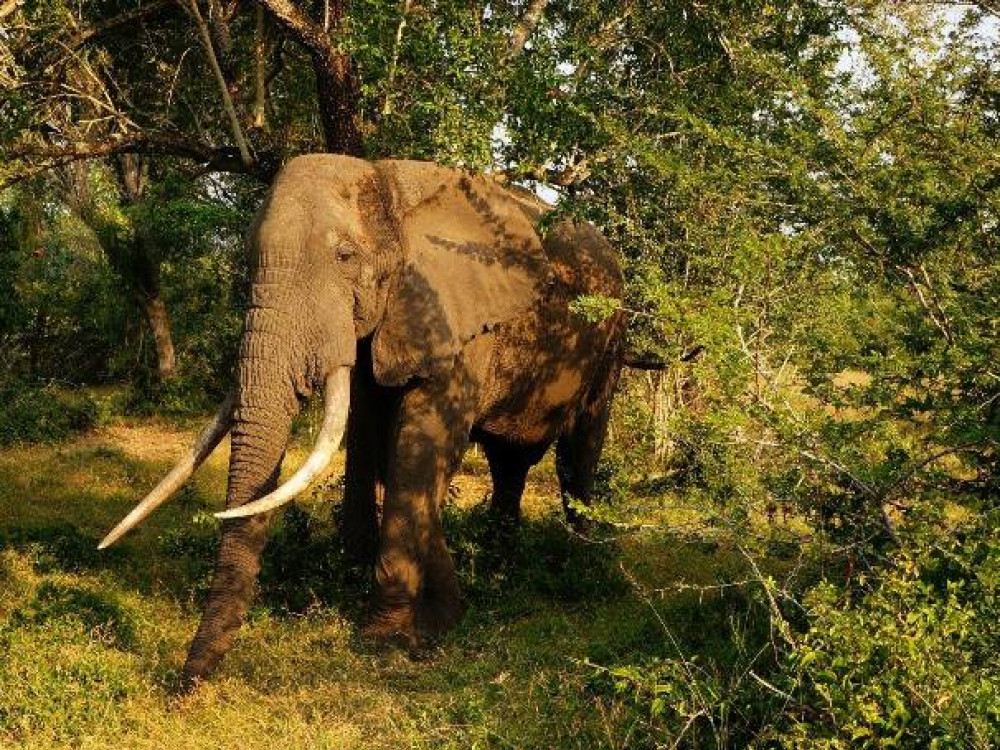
[362,603,420,649]
[177,652,221,694]
[565,505,613,539]
[415,592,465,637]
[174,669,205,696]
[363,591,464,650]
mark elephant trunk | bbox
[216,368,350,520]
[180,309,299,687]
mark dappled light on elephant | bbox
[100,155,625,687]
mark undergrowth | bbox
[1,419,998,748]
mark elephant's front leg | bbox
[180,453,284,689]
[341,348,397,563]
[365,376,478,645]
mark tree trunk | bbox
[115,153,179,383]
[313,50,362,155]
[143,294,176,379]
[101,221,178,384]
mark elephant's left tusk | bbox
[98,391,236,550]
[215,367,350,520]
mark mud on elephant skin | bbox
[99,154,626,688]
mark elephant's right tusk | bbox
[215,367,350,520]
[98,391,236,550]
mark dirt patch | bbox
[90,422,216,463]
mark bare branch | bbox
[2,132,270,187]
[183,0,253,167]
[381,0,412,116]
[918,263,954,344]
[507,0,550,59]
[252,4,269,129]
[901,265,954,345]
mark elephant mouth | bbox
[216,367,351,520]
[97,366,352,547]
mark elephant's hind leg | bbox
[341,344,397,563]
[483,438,548,554]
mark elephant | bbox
[99,154,625,687]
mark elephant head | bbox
[99,154,549,683]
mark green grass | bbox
[0,415,799,749]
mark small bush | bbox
[445,503,628,607]
[771,513,1000,748]
[0,382,98,445]
[125,369,223,418]
[0,523,106,573]
[9,581,139,651]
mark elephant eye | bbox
[335,243,357,262]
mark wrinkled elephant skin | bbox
[118,155,626,688]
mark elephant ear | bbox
[371,161,549,386]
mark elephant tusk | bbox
[98,391,237,550]
[215,367,350,520]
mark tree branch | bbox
[901,265,954,345]
[623,345,705,371]
[381,0,412,116]
[2,132,272,188]
[252,4,270,129]
[0,0,23,20]
[507,0,550,59]
[254,0,361,154]
[905,0,1000,17]
[253,0,333,53]
[183,0,254,167]
[65,1,174,51]
[32,2,176,72]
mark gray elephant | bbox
[100,155,625,687]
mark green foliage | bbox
[583,578,783,748]
[0,192,133,383]
[0,383,98,445]
[772,511,1000,748]
[0,617,145,744]
[568,293,621,323]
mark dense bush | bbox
[0,382,98,445]
[0,198,133,383]
[769,511,1000,748]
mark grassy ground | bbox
[0,414,799,749]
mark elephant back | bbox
[499,182,623,301]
